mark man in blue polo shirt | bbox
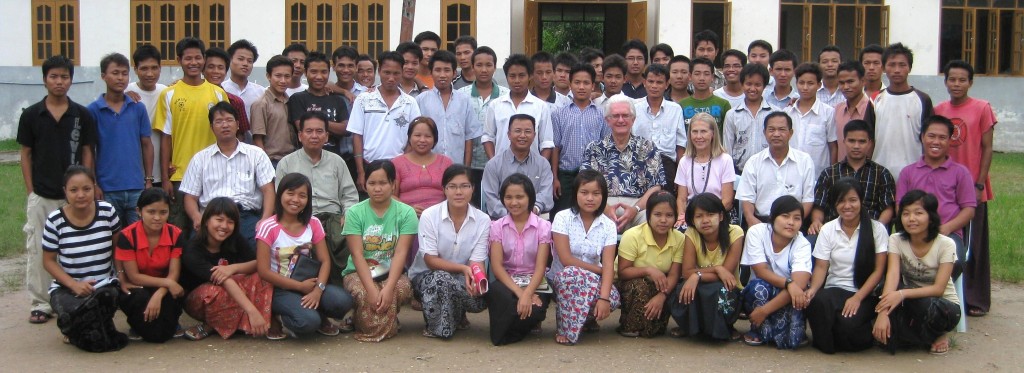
[88,53,154,224]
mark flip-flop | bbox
[317,322,341,336]
[742,331,764,346]
[422,329,439,338]
[456,317,471,330]
[930,337,951,355]
[184,324,211,341]
[266,329,287,340]
[29,310,51,324]
[967,308,988,317]
[583,319,600,333]
[338,317,355,333]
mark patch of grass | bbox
[0,165,26,258]
[989,152,1024,283]
[0,139,19,152]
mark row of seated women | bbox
[43,162,960,355]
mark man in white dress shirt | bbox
[736,112,815,227]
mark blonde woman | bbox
[674,112,736,227]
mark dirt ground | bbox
[0,255,1020,373]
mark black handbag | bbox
[289,253,322,281]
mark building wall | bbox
[885,0,942,75]
[0,1,32,67]
[234,0,284,62]
[81,0,130,66]
[655,0,690,55]
[730,0,780,51]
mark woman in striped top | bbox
[42,166,127,352]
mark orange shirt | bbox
[115,221,184,278]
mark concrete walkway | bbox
[0,151,18,164]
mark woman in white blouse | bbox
[805,178,888,353]
[549,169,620,346]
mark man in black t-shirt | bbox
[18,55,97,324]
[287,51,353,176]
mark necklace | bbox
[690,156,711,194]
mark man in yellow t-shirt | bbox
[152,37,228,233]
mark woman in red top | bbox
[115,188,186,343]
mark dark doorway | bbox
[538,3,628,55]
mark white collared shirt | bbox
[723,99,780,173]
[783,99,837,177]
[408,201,491,280]
[548,209,618,278]
[416,87,483,164]
[179,141,275,210]
[736,147,816,217]
[713,87,745,111]
[594,92,629,114]
[222,79,266,119]
[741,223,813,280]
[348,88,422,161]
[632,98,686,158]
[482,92,555,155]
[813,219,889,292]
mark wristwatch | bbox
[317,282,326,291]
[144,176,155,182]
[975,183,984,191]
[785,277,793,288]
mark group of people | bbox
[19,28,994,357]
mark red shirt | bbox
[934,97,997,202]
[115,221,184,278]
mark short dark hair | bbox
[137,187,172,209]
[882,42,914,68]
[644,191,677,222]
[943,59,975,82]
[721,49,747,66]
[837,59,865,78]
[691,57,715,72]
[768,49,798,69]
[858,44,885,62]
[570,169,609,216]
[508,113,536,130]
[503,53,532,76]
[204,47,230,65]
[602,54,627,75]
[650,43,674,61]
[63,165,95,186]
[407,117,439,149]
[227,39,259,63]
[818,45,842,60]
[266,55,293,75]
[207,101,237,124]
[499,173,537,214]
[131,44,162,67]
[429,50,457,70]
[694,29,721,51]
[282,43,308,57]
[794,62,822,82]
[378,51,405,69]
[842,119,874,141]
[414,31,442,47]
[554,52,578,69]
[580,47,604,63]
[454,35,477,50]
[304,51,330,71]
[193,197,244,254]
[570,63,596,83]
[896,190,942,242]
[530,51,553,70]
[175,37,205,59]
[396,41,423,60]
[441,164,472,189]
[739,63,770,85]
[100,53,130,74]
[358,54,376,70]
[332,46,359,63]
[669,55,691,69]
[748,40,773,55]
[764,111,793,130]
[365,159,397,183]
[621,39,649,63]
[472,46,497,66]
[922,115,954,138]
[643,63,669,80]
[769,195,804,225]
[275,173,313,225]
[298,110,329,131]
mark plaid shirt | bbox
[813,159,896,222]
[581,135,665,198]
[553,101,609,171]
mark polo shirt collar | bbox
[913,156,955,170]
[733,98,771,113]
[37,96,84,118]
[843,93,868,115]
[640,223,682,251]
[214,139,247,158]
[530,89,558,103]
[470,81,502,99]
[94,93,139,111]
[131,221,174,250]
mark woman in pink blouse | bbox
[393,117,454,217]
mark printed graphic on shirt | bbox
[362,223,397,267]
[949,116,967,147]
[277,242,313,277]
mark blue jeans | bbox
[105,190,142,225]
[239,208,261,250]
[272,285,354,336]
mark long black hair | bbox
[829,178,875,288]
[192,197,244,254]
[685,193,732,256]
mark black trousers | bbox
[118,286,183,343]
[805,287,878,354]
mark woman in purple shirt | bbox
[484,173,552,346]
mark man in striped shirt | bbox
[551,63,609,217]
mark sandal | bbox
[968,308,988,317]
[618,329,640,338]
[128,328,143,341]
[742,332,764,346]
[266,329,287,340]
[670,327,685,338]
[530,324,542,335]
[583,319,600,333]
[411,299,424,311]
[62,335,70,344]
[29,310,51,324]
[317,322,341,336]
[930,336,951,355]
[422,329,439,338]
[338,317,355,333]
[184,324,211,341]
[173,324,186,338]
[456,316,471,330]
[729,328,743,342]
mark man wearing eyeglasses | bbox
[277,111,359,282]
[180,102,276,249]
[482,114,555,219]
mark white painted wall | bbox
[81,0,130,65]
[233,0,284,66]
[656,0,691,55]
[886,0,941,75]
[474,0,513,59]
[731,0,780,53]
[0,1,33,66]
[412,0,441,42]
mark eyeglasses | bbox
[510,128,534,136]
[212,118,237,126]
[445,184,473,191]
[606,113,633,120]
